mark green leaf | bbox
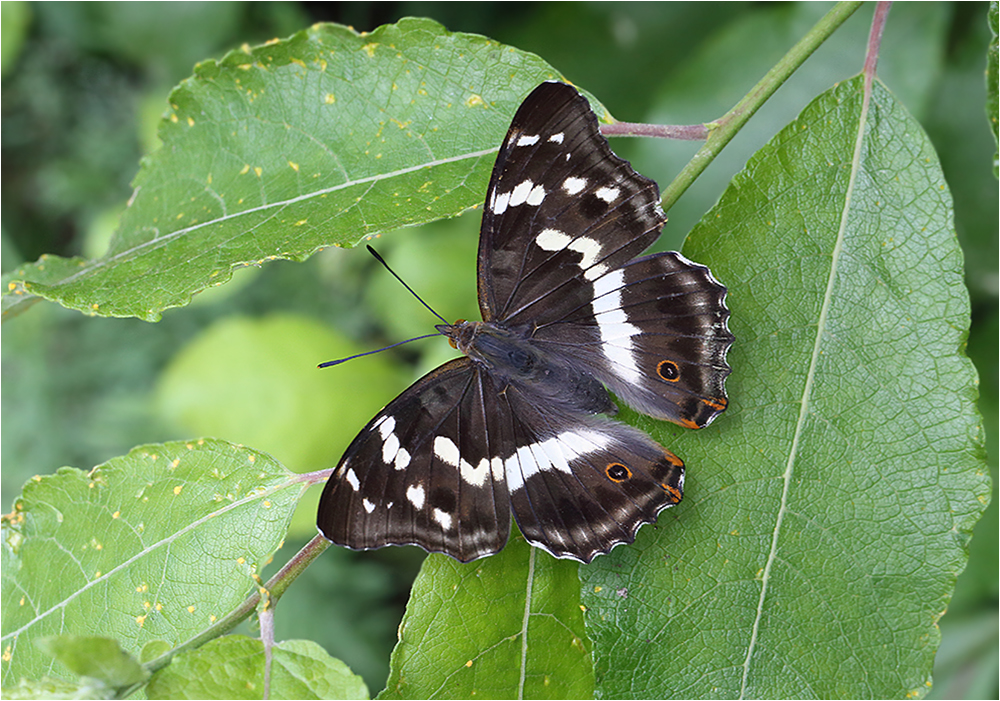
[381,530,592,700]
[1,439,304,687]
[36,635,147,689]
[154,314,405,474]
[146,635,368,700]
[1,675,94,700]
[1,18,578,321]
[581,77,988,698]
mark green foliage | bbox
[1,439,303,689]
[382,531,592,699]
[1,4,994,700]
[147,635,369,700]
[584,76,985,699]
[1,18,575,321]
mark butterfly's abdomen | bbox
[445,320,615,418]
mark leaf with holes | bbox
[0,439,304,687]
[380,530,592,700]
[578,76,989,698]
[1,18,591,321]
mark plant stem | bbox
[660,0,864,212]
[864,2,891,88]
[117,534,331,699]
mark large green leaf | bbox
[381,530,592,700]
[0,18,578,321]
[0,439,305,687]
[579,77,988,698]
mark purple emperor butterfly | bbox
[317,82,733,563]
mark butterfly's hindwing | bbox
[317,358,510,563]
[532,251,734,427]
[498,385,684,562]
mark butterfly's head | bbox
[435,319,478,351]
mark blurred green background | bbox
[2,2,995,696]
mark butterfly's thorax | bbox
[437,320,615,417]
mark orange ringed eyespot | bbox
[657,359,680,382]
[605,462,631,483]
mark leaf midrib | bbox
[737,78,873,699]
[43,147,498,290]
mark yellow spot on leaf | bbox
[210,614,217,623]
[240,164,250,175]
[136,615,147,627]
[173,485,183,496]
[112,511,120,519]
[187,116,195,127]
[254,166,263,177]
[325,93,336,104]
[465,660,473,668]
[170,114,178,123]
[465,94,485,108]
[289,161,299,171]
[188,605,196,613]
[3,646,11,662]
[237,557,246,565]
[295,220,307,227]
[363,43,378,57]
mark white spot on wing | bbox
[362,498,375,514]
[505,429,614,492]
[516,134,540,146]
[345,468,360,491]
[536,228,570,251]
[375,415,395,439]
[432,508,453,530]
[406,484,425,510]
[491,190,511,215]
[394,448,411,470]
[508,179,534,207]
[548,132,564,143]
[526,184,546,206]
[434,436,490,486]
[535,229,607,278]
[433,436,460,467]
[382,432,400,464]
[594,186,620,203]
[592,270,642,384]
[563,176,587,195]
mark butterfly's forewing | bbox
[317,359,511,562]
[478,81,732,430]
[478,82,666,326]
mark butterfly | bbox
[317,81,733,563]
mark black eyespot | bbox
[657,359,680,381]
[606,462,632,483]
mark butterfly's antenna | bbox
[366,245,449,325]
[318,333,441,369]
